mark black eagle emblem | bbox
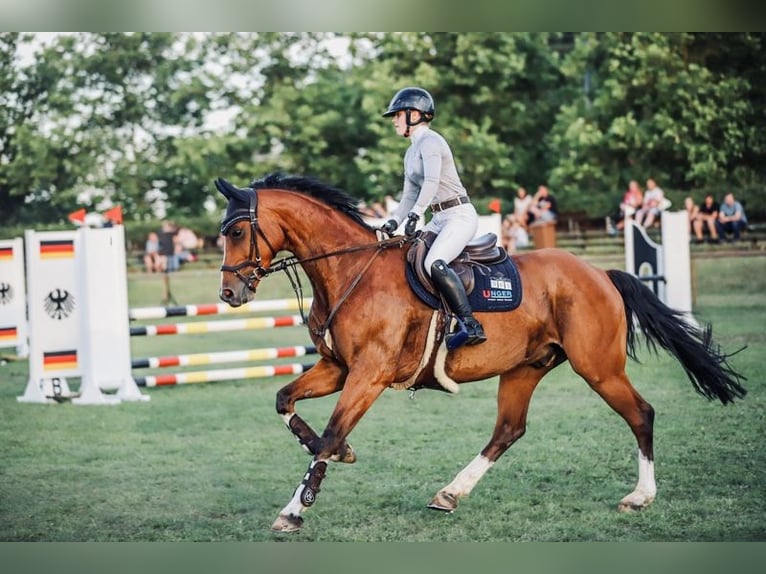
[0,282,12,305]
[44,289,76,320]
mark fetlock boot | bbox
[430,259,487,348]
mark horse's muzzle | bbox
[219,285,252,307]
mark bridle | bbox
[220,186,409,336]
[219,187,277,288]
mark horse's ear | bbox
[215,177,236,199]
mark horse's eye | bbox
[232,228,244,239]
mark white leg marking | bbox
[636,449,657,498]
[619,449,656,511]
[441,454,494,498]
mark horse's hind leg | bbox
[429,365,546,512]
[569,356,656,511]
[275,358,356,463]
[592,372,656,511]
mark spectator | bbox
[528,185,558,224]
[143,231,164,273]
[501,213,529,254]
[158,220,180,272]
[684,197,701,239]
[610,180,644,234]
[718,192,748,241]
[176,227,201,264]
[634,178,666,228]
[693,194,722,244]
[513,187,533,229]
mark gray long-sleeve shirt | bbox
[391,126,468,223]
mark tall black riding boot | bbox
[430,259,487,348]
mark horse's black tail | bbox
[607,269,747,404]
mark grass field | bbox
[1,255,764,541]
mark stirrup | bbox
[446,320,470,350]
[463,317,487,346]
[445,317,486,350]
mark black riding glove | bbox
[380,219,398,235]
[405,212,420,238]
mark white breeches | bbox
[424,203,479,275]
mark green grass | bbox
[1,256,764,541]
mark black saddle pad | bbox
[406,256,523,312]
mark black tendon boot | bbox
[430,260,487,348]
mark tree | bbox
[547,33,766,215]
[1,33,225,224]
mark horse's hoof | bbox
[427,491,458,512]
[328,442,356,464]
[617,493,654,513]
[271,513,304,532]
[333,443,357,464]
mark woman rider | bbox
[379,87,486,348]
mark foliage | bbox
[1,33,764,231]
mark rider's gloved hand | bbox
[404,212,420,238]
[379,219,398,235]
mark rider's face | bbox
[392,110,422,137]
[391,110,408,136]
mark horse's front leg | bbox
[271,368,389,532]
[276,358,356,463]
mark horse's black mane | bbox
[250,173,373,230]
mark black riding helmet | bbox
[382,87,435,128]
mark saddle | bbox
[406,231,507,296]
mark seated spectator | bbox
[143,231,164,273]
[684,197,702,240]
[513,187,533,229]
[693,194,722,243]
[610,180,644,234]
[528,185,558,225]
[176,227,201,264]
[634,178,666,228]
[158,220,180,272]
[501,213,529,254]
[718,192,748,241]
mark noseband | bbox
[219,187,278,291]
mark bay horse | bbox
[215,174,746,533]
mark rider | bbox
[379,87,486,348]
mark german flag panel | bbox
[0,326,18,340]
[43,349,78,371]
[39,240,75,259]
[0,246,14,260]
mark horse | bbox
[215,173,746,533]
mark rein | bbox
[221,187,410,336]
[268,238,404,338]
